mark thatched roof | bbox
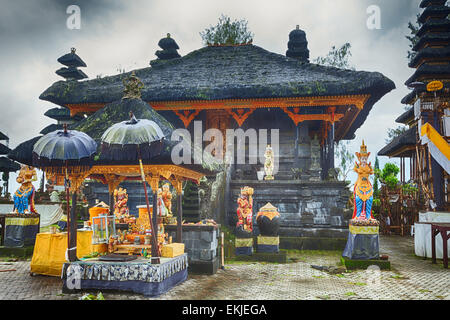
[378,126,417,157]
[0,143,11,155]
[0,157,20,172]
[40,44,394,140]
[395,108,415,124]
[71,98,221,174]
[8,136,42,166]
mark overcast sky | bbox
[0,0,422,191]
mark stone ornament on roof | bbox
[122,71,144,100]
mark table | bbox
[431,223,450,268]
[62,254,188,296]
[30,230,107,276]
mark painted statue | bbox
[157,188,169,217]
[264,145,274,180]
[161,183,173,215]
[13,165,38,214]
[352,141,375,220]
[113,187,130,221]
[236,186,254,232]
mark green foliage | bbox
[406,14,421,63]
[385,126,408,144]
[200,14,254,46]
[375,162,400,190]
[314,43,355,70]
[373,157,380,197]
[334,140,355,181]
[402,183,418,196]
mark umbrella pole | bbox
[65,163,71,261]
[137,149,159,264]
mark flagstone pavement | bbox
[0,235,448,300]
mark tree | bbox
[315,43,356,182]
[373,157,380,197]
[406,14,421,63]
[335,140,355,182]
[313,43,355,70]
[200,14,254,46]
[385,125,408,144]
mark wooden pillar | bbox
[174,179,183,243]
[68,192,78,262]
[148,177,160,259]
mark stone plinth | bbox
[257,236,279,253]
[235,238,253,255]
[165,224,220,274]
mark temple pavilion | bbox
[379,0,450,211]
[14,27,395,244]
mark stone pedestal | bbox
[235,238,253,255]
[342,225,380,260]
[257,236,279,253]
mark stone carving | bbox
[236,186,254,235]
[264,145,274,180]
[122,71,144,99]
[113,187,130,221]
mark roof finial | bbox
[122,71,144,100]
[296,25,299,30]
[71,47,76,54]
[167,33,171,38]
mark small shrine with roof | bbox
[379,0,450,211]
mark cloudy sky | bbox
[0,0,421,191]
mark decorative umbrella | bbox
[33,125,97,262]
[100,112,165,263]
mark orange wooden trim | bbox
[149,95,370,111]
[66,103,105,116]
[225,108,256,127]
[281,107,344,126]
[173,109,201,128]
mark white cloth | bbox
[0,204,64,228]
[414,222,450,259]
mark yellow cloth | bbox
[30,230,107,277]
[421,122,450,161]
[235,238,253,248]
[349,225,379,235]
[257,236,279,245]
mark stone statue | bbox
[352,141,375,221]
[264,145,274,180]
[236,186,254,233]
[161,183,173,215]
[157,188,169,217]
[122,71,144,99]
[113,187,130,221]
[13,165,38,214]
[310,134,321,171]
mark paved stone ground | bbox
[0,235,448,300]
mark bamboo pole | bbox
[137,146,159,264]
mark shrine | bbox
[33,27,395,248]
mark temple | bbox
[37,28,395,242]
[379,0,450,211]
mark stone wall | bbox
[228,180,351,238]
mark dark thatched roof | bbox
[378,126,417,157]
[0,157,20,172]
[405,63,450,85]
[418,5,450,24]
[420,0,447,9]
[44,107,82,121]
[416,18,450,37]
[8,136,42,166]
[409,45,450,68]
[412,32,450,51]
[40,123,64,135]
[40,44,395,140]
[41,45,394,104]
[71,98,221,174]
[0,132,8,141]
[0,143,11,155]
[396,108,415,124]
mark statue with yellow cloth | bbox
[13,165,38,214]
[352,140,375,221]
